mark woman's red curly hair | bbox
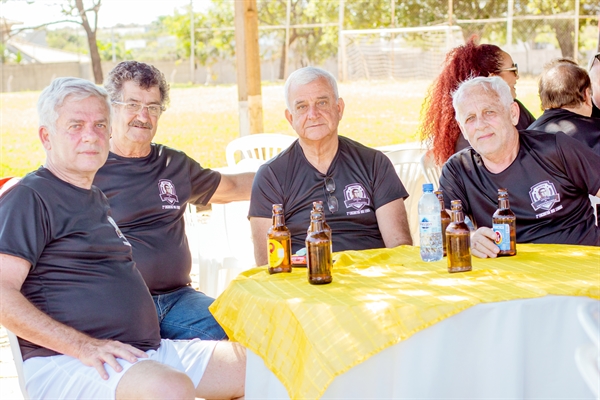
[419,37,504,166]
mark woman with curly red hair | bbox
[419,37,535,166]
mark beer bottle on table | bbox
[446,200,472,273]
[306,210,333,285]
[434,190,451,257]
[311,201,332,241]
[267,204,292,274]
[492,188,517,256]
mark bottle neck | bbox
[498,198,510,209]
[451,208,464,223]
[310,219,324,232]
[273,214,285,226]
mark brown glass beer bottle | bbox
[306,210,333,284]
[311,201,332,241]
[267,204,292,274]
[492,188,517,256]
[434,190,451,257]
[446,200,472,273]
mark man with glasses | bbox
[248,67,413,266]
[94,61,254,341]
[589,52,600,118]
[528,58,599,156]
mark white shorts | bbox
[23,339,218,400]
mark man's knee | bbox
[196,342,246,399]
[116,360,195,400]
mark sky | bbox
[2,0,207,29]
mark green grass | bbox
[0,78,541,178]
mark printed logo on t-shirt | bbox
[107,216,131,247]
[158,179,180,210]
[343,183,371,215]
[529,180,563,218]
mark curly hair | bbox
[419,37,504,165]
[104,61,170,107]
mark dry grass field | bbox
[0,78,541,178]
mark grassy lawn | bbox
[0,78,541,178]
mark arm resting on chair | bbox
[210,172,255,203]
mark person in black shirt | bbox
[0,77,245,399]
[95,61,254,341]
[249,67,412,265]
[528,58,600,156]
[589,52,600,118]
[439,76,600,258]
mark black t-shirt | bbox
[592,102,600,119]
[248,136,408,253]
[94,144,221,294]
[0,168,161,360]
[527,108,600,156]
[455,99,536,152]
[440,131,600,246]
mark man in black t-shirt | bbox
[439,76,600,258]
[95,61,254,341]
[248,67,412,265]
[589,52,600,119]
[528,59,600,156]
[0,78,245,399]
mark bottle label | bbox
[268,239,285,267]
[419,214,441,234]
[492,223,510,251]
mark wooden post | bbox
[190,0,195,84]
[234,0,264,137]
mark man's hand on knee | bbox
[471,227,500,259]
[77,338,149,380]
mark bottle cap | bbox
[423,183,434,192]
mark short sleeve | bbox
[371,151,408,209]
[0,185,50,267]
[188,157,222,206]
[438,157,471,216]
[248,164,283,219]
[554,132,600,196]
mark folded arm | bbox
[0,253,148,380]
[375,198,413,247]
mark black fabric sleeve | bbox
[248,164,282,219]
[554,132,600,196]
[0,185,49,268]
[188,156,222,206]
[438,157,472,217]
[372,151,409,209]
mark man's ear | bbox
[509,101,520,126]
[39,126,51,151]
[337,97,345,120]
[584,87,593,107]
[285,109,293,125]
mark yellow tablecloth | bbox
[210,244,600,399]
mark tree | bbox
[4,0,104,83]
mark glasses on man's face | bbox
[324,177,338,213]
[112,101,164,117]
[500,63,519,77]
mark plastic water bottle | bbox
[418,183,443,262]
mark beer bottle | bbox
[492,188,517,256]
[267,204,292,274]
[311,201,332,241]
[446,200,472,273]
[434,190,451,257]
[306,210,333,284]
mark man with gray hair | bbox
[527,58,600,156]
[249,66,412,265]
[439,76,600,258]
[0,77,245,399]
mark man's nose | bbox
[136,105,151,120]
[307,104,320,119]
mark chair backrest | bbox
[419,152,442,190]
[385,148,427,244]
[225,133,297,167]
[6,329,29,399]
[590,195,600,226]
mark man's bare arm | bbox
[0,253,148,380]
[210,172,255,203]
[375,198,413,247]
[250,217,272,266]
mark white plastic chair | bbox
[6,329,29,399]
[590,195,600,226]
[385,148,427,245]
[575,301,600,399]
[225,133,296,167]
[419,151,442,189]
